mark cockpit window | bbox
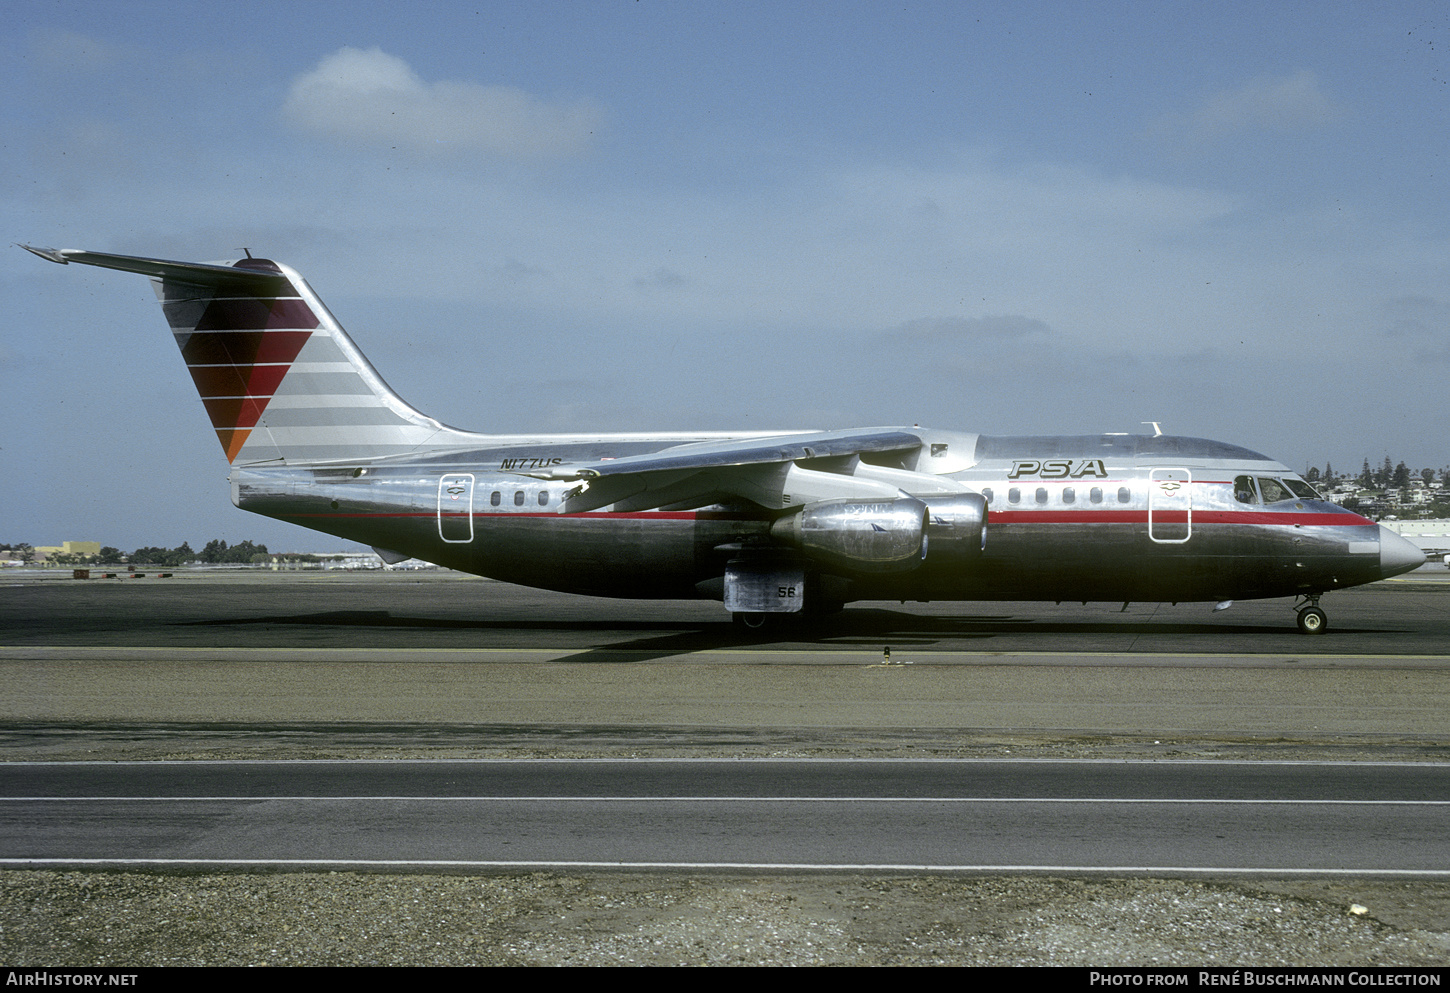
[1233,475,1259,504]
[1257,477,1293,504]
[1283,478,1320,500]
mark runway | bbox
[4,570,1449,962]
[4,567,1449,655]
[1,569,1447,756]
[4,759,1447,875]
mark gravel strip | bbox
[3,871,1449,967]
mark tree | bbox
[1393,461,1412,490]
[224,540,267,563]
[131,542,196,566]
[97,547,124,564]
[1305,466,1321,483]
[1375,455,1393,489]
[1359,459,1373,488]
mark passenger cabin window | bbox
[1008,487,1021,504]
[981,487,993,504]
[1090,487,1103,504]
[1117,487,1131,504]
[1062,487,1075,504]
[490,490,501,507]
[1234,475,1259,504]
[514,490,525,506]
[538,490,549,506]
[1257,477,1292,504]
[1035,487,1048,504]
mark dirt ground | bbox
[4,870,1449,967]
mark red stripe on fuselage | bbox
[285,506,1375,527]
[987,509,1374,527]
[285,511,726,521]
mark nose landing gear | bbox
[1295,594,1328,635]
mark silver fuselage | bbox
[232,431,1409,605]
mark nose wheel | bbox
[1295,595,1328,635]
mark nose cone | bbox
[1378,525,1426,579]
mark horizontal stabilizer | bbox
[20,246,290,289]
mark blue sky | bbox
[4,1,1449,550]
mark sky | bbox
[4,1,1449,551]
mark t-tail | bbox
[21,246,479,466]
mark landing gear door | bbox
[724,561,806,613]
[1148,468,1191,544]
[438,473,475,543]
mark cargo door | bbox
[438,473,475,543]
[1148,468,1192,543]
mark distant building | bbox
[31,541,101,560]
[1380,519,1450,558]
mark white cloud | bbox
[282,47,603,158]
[1156,70,1348,146]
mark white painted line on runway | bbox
[9,757,1450,767]
[2,858,1448,876]
[6,796,1448,804]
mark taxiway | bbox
[3,758,1447,874]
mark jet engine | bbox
[768,492,988,575]
[768,497,929,573]
[919,493,988,563]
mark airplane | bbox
[21,245,1426,634]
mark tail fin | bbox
[22,246,468,466]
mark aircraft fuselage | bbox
[231,431,1407,607]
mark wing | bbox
[522,428,976,513]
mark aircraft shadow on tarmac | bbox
[177,608,1372,663]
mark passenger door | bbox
[1148,468,1192,544]
[438,473,475,543]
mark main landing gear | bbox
[731,598,845,634]
[733,612,772,631]
[1294,594,1328,635]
